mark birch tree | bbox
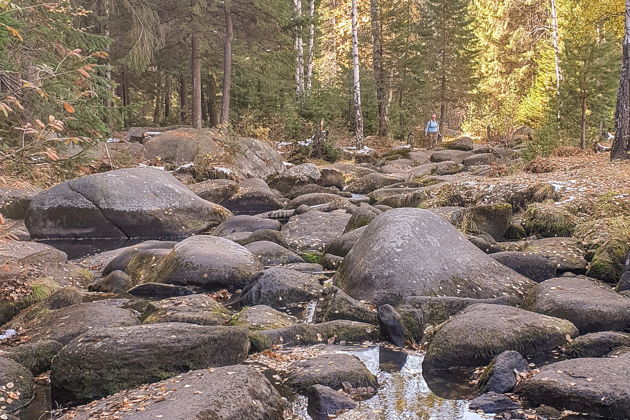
[221,0,234,124]
[305,0,315,92]
[293,0,305,96]
[351,0,364,148]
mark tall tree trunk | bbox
[191,33,203,129]
[153,70,163,125]
[439,7,448,132]
[612,0,630,160]
[580,93,587,149]
[351,0,364,148]
[208,74,219,127]
[293,0,305,96]
[179,75,187,124]
[370,0,387,137]
[550,0,562,122]
[221,0,234,124]
[164,74,172,120]
[305,0,315,92]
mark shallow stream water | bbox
[289,345,491,420]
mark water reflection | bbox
[295,346,490,420]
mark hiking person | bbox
[425,114,440,148]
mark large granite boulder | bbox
[516,357,630,419]
[0,356,33,411]
[334,209,534,306]
[51,323,250,403]
[143,128,285,179]
[25,168,231,240]
[144,235,263,290]
[58,365,288,420]
[526,277,630,333]
[423,304,578,369]
[15,300,141,345]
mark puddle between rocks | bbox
[287,345,492,420]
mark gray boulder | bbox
[283,210,352,252]
[522,237,588,274]
[23,300,140,345]
[245,241,304,266]
[127,283,194,298]
[145,235,262,290]
[516,357,630,419]
[289,193,351,209]
[26,168,230,240]
[213,215,281,236]
[230,305,296,331]
[58,365,287,420]
[463,153,496,167]
[308,385,357,418]
[268,163,321,196]
[334,209,533,306]
[0,356,32,411]
[101,240,176,276]
[188,179,240,203]
[250,320,380,351]
[142,294,231,325]
[445,136,474,151]
[565,331,630,358]
[378,304,407,347]
[325,226,366,257]
[346,173,404,195]
[143,128,285,179]
[0,340,63,375]
[287,353,378,393]
[430,150,472,164]
[51,323,250,403]
[0,187,34,219]
[240,268,324,310]
[469,393,521,414]
[479,350,529,394]
[526,277,630,333]
[314,286,377,324]
[423,304,578,369]
[88,270,132,293]
[491,252,557,282]
[617,250,630,292]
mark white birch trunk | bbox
[305,0,315,92]
[351,0,364,148]
[294,0,305,96]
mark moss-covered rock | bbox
[230,305,296,331]
[249,320,380,351]
[51,323,250,404]
[458,203,513,240]
[423,304,578,369]
[142,294,231,326]
[1,340,63,374]
[587,237,630,283]
[523,202,576,237]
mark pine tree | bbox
[420,0,478,130]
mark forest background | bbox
[0,0,627,171]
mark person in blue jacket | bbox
[425,114,441,148]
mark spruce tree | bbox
[420,0,478,129]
